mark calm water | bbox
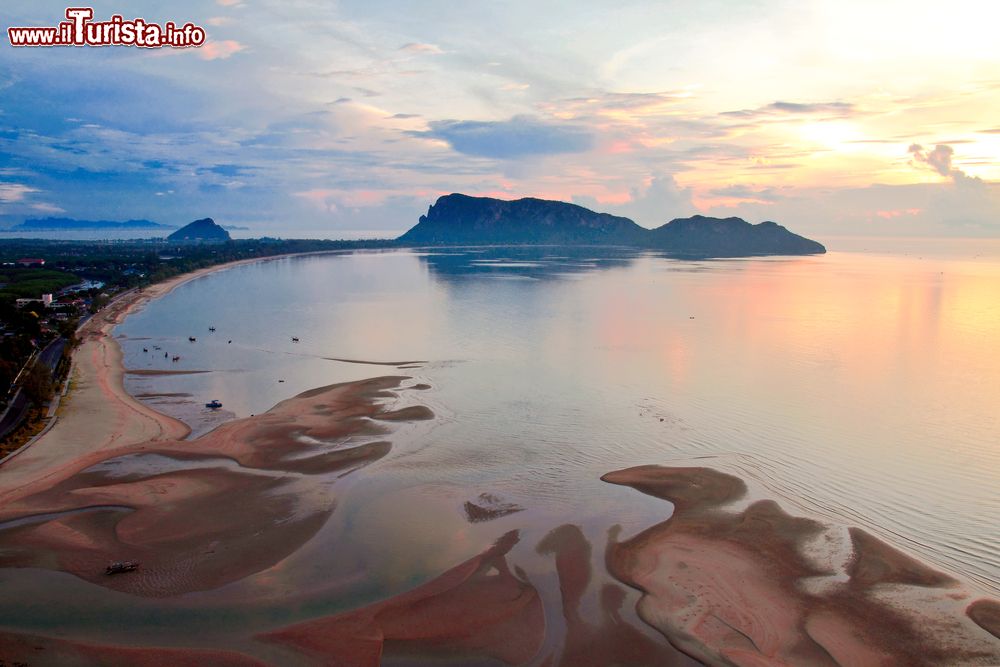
[1,243,996,659]
[113,245,1000,601]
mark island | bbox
[646,214,827,257]
[167,217,231,242]
[398,193,647,246]
[399,193,826,257]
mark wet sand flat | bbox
[602,465,1000,666]
[0,376,426,598]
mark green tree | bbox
[23,362,53,405]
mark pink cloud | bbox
[200,40,245,61]
[605,140,634,155]
[875,208,921,219]
[0,182,36,202]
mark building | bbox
[15,294,53,308]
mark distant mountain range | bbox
[398,194,825,257]
[10,217,175,231]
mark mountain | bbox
[398,194,825,257]
[11,217,173,231]
[167,218,231,242]
[647,215,826,257]
[398,194,647,246]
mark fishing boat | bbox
[189,336,197,342]
[205,399,222,409]
[105,560,139,575]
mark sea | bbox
[111,238,1000,601]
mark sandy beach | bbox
[0,253,327,502]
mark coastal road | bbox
[0,337,66,441]
[37,337,66,372]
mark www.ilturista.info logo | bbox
[7,7,206,48]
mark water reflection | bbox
[3,246,996,662]
[417,246,643,282]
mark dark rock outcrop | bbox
[398,194,825,257]
[398,194,647,246]
[167,218,231,242]
[646,215,826,257]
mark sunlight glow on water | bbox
[117,246,1000,596]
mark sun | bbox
[799,121,864,151]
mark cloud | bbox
[30,202,66,214]
[295,188,392,211]
[423,116,593,159]
[706,180,1000,237]
[616,175,695,225]
[573,175,694,227]
[710,184,785,203]
[908,143,954,177]
[908,143,981,185]
[722,101,856,118]
[769,101,854,114]
[199,40,245,61]
[399,43,443,55]
[540,91,694,121]
[0,182,38,203]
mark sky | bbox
[1,0,999,238]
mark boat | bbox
[206,399,222,409]
[291,337,300,342]
[189,336,196,342]
[208,326,216,332]
[105,560,139,575]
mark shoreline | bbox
[0,252,328,503]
